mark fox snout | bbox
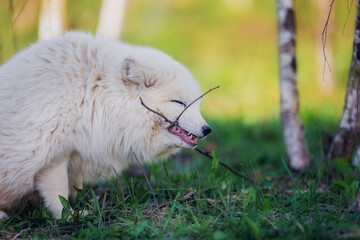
[201,125,212,137]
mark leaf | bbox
[243,215,260,240]
[59,195,70,211]
[183,187,194,200]
[211,150,219,171]
[332,179,349,189]
[59,196,71,220]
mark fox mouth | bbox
[168,125,198,147]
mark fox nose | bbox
[202,125,212,136]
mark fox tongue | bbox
[168,125,197,146]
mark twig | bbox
[195,147,250,181]
[176,86,220,121]
[140,97,172,124]
[342,0,354,36]
[8,0,16,54]
[140,86,220,127]
[131,149,160,209]
[111,166,125,199]
[321,0,335,77]
[10,228,29,240]
[12,0,27,25]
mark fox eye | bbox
[170,100,186,107]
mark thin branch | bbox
[322,0,336,76]
[343,0,355,36]
[10,228,29,240]
[140,86,220,127]
[140,97,172,124]
[131,149,160,209]
[12,0,27,26]
[176,86,220,121]
[8,0,16,53]
[195,147,250,181]
[111,166,125,199]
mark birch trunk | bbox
[353,146,360,166]
[39,0,66,40]
[277,0,311,170]
[327,0,360,161]
[97,0,127,40]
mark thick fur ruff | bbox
[0,32,210,219]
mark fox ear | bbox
[122,58,157,88]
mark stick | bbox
[131,149,160,209]
[111,166,125,199]
[195,147,250,181]
[140,97,173,124]
[321,0,335,76]
[140,86,220,127]
[176,86,220,121]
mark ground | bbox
[0,116,359,239]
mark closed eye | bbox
[170,100,186,107]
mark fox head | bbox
[119,47,212,159]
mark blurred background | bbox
[0,0,357,168]
[0,0,356,122]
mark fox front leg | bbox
[35,157,70,219]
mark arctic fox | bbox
[0,32,211,219]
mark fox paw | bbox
[0,211,9,221]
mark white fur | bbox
[0,31,209,219]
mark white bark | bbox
[97,0,127,40]
[39,0,66,40]
[328,0,360,160]
[277,0,311,170]
[353,146,360,167]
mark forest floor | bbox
[0,116,359,239]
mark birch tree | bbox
[39,0,66,40]
[277,0,311,171]
[327,0,360,163]
[97,0,127,40]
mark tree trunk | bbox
[96,0,127,40]
[39,0,66,40]
[327,0,360,161]
[353,146,360,166]
[277,0,311,171]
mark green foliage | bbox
[0,0,356,121]
[0,1,359,238]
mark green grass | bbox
[0,0,360,238]
[1,117,359,239]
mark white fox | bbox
[0,32,211,219]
